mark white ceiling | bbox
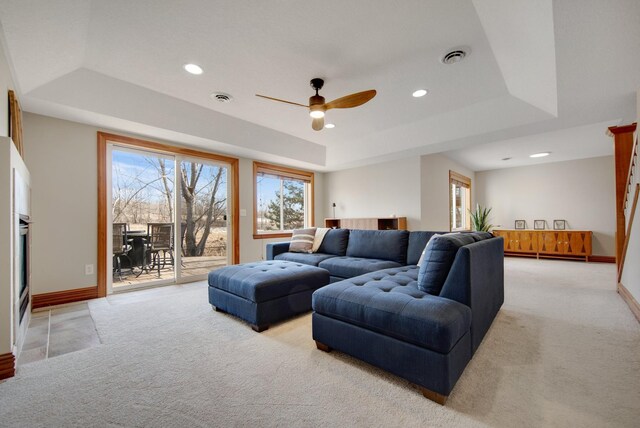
[0,0,638,171]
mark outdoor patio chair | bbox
[147,223,174,276]
[112,223,132,280]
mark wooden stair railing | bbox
[608,123,637,270]
[618,183,639,283]
[623,138,638,211]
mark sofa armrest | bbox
[439,237,504,355]
[266,242,291,260]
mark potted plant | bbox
[469,204,493,232]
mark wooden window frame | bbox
[449,170,472,232]
[97,132,240,297]
[253,161,315,239]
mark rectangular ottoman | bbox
[208,260,330,332]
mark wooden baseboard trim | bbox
[32,286,99,310]
[0,352,16,380]
[618,283,640,323]
[589,255,616,263]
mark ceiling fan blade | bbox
[255,94,308,108]
[325,90,376,110]
[312,117,324,131]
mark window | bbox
[449,170,471,231]
[253,162,314,238]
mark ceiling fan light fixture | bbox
[310,110,325,119]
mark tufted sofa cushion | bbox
[208,260,329,303]
[274,252,336,266]
[318,256,402,279]
[312,266,472,354]
[417,234,476,295]
[346,229,409,264]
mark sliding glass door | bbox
[108,145,231,292]
[179,158,230,280]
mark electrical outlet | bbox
[85,264,94,275]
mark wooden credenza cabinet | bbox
[493,229,592,261]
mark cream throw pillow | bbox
[312,227,330,253]
[289,228,317,253]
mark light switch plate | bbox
[240,209,247,217]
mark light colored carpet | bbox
[0,258,638,427]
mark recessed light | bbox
[529,152,551,158]
[184,63,203,75]
[325,123,335,129]
[412,89,428,98]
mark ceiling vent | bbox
[210,92,233,103]
[441,48,469,65]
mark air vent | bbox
[210,92,233,103]
[441,48,469,65]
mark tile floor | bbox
[17,302,101,366]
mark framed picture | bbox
[514,220,526,230]
[553,219,566,230]
[534,220,546,230]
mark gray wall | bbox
[323,157,422,230]
[322,153,474,232]
[21,112,324,294]
[421,154,475,231]
[475,156,616,256]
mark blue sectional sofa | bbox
[266,229,504,404]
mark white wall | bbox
[475,156,616,256]
[323,157,422,230]
[22,112,324,294]
[0,35,14,138]
[421,153,476,231]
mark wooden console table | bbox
[492,229,592,261]
[324,217,407,230]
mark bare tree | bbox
[180,162,226,257]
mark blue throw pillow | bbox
[417,233,476,295]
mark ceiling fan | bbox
[256,78,376,131]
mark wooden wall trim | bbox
[589,255,616,263]
[97,132,240,297]
[32,286,98,310]
[618,282,640,323]
[0,352,16,380]
[97,134,107,298]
